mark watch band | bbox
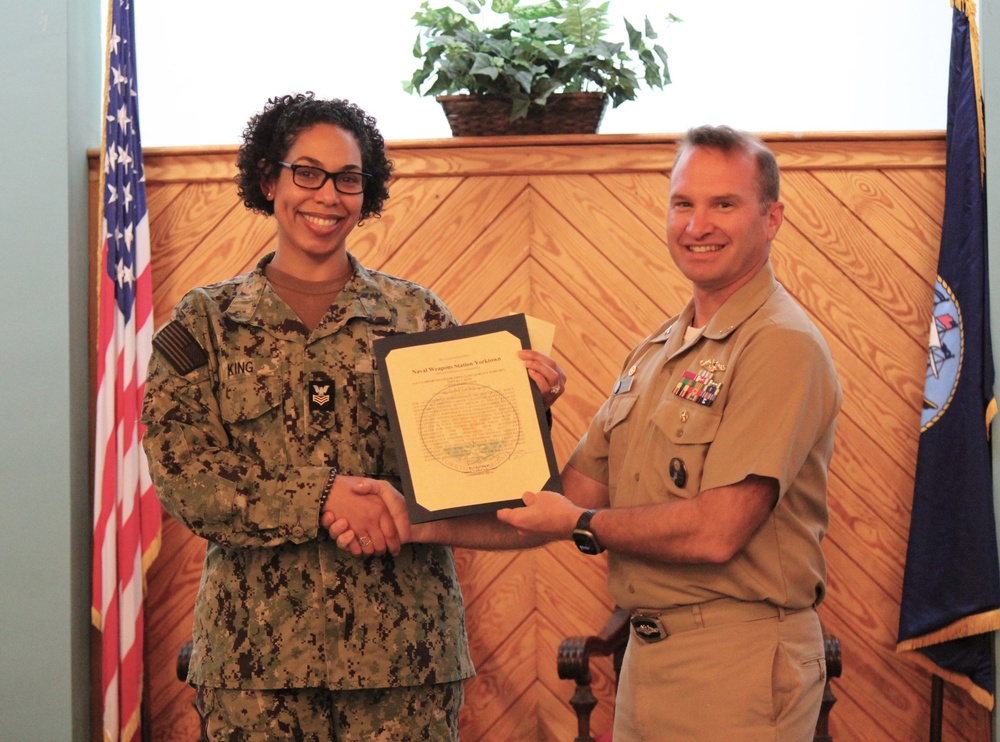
[575,509,598,532]
[572,509,604,554]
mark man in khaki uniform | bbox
[500,125,842,740]
[335,125,841,741]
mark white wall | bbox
[133,0,953,147]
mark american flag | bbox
[92,1,161,740]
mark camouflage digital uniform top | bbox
[141,252,474,690]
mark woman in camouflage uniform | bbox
[142,92,564,741]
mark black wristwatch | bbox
[572,509,605,555]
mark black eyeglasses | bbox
[278,162,370,194]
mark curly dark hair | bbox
[235,92,393,222]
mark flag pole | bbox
[92,0,113,359]
[929,674,943,742]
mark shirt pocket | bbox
[354,363,394,479]
[646,398,723,498]
[217,369,285,457]
[602,394,638,495]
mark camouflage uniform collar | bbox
[339,254,396,329]
[223,253,279,324]
[224,253,394,337]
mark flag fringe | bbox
[951,0,985,179]
[896,607,1000,652]
[92,0,113,714]
[898,648,994,710]
[141,529,162,592]
[120,702,142,742]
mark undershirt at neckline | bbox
[264,262,353,332]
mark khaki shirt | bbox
[142,253,474,689]
[570,262,842,611]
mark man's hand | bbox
[322,478,411,556]
[497,489,584,540]
[319,475,402,557]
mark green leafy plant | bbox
[405,0,679,121]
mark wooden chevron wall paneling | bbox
[88,133,991,742]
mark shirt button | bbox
[292,526,304,537]
[676,428,684,438]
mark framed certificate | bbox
[374,314,561,523]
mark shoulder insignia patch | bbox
[153,321,209,375]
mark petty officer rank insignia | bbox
[672,359,725,406]
[309,374,334,412]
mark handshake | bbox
[318,474,585,556]
[319,475,412,557]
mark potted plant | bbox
[404,0,678,136]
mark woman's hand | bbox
[321,478,412,556]
[518,350,566,408]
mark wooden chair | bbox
[557,607,843,742]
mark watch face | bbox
[573,529,602,555]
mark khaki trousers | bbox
[614,603,825,742]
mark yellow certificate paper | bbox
[374,314,561,523]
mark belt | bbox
[629,598,810,643]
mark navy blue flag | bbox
[897,0,1000,710]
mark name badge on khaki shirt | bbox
[613,363,639,394]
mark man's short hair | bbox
[674,125,780,208]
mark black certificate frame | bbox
[374,313,562,523]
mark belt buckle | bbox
[630,614,668,643]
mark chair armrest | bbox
[557,606,631,682]
[177,640,194,684]
[815,632,842,742]
[823,633,841,678]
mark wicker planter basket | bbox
[437,92,609,136]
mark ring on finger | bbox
[359,536,372,548]
[550,383,561,395]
